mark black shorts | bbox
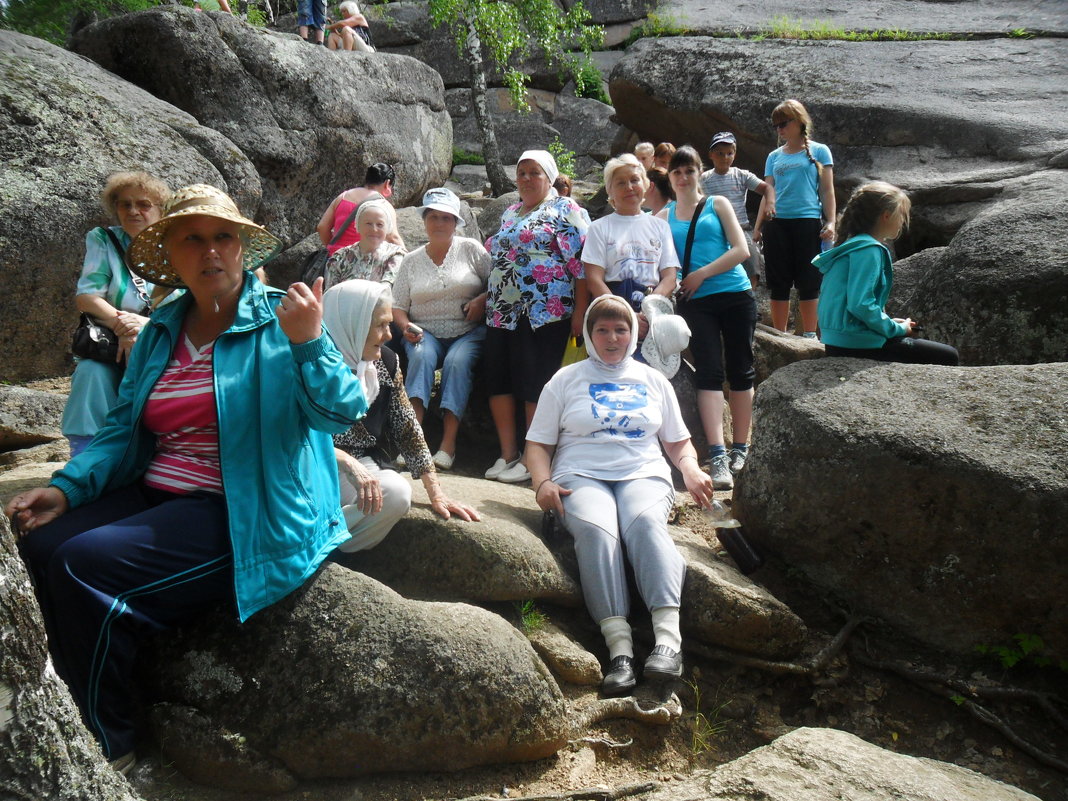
[762,217,823,301]
[485,317,571,403]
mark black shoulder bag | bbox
[71,228,150,364]
[675,198,707,309]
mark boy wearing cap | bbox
[700,132,774,284]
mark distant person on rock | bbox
[323,280,478,555]
[700,131,773,286]
[634,141,655,169]
[326,0,374,51]
[194,0,232,12]
[526,294,714,697]
[61,171,181,458]
[317,163,404,258]
[659,145,755,491]
[815,182,959,365]
[8,185,367,774]
[753,99,835,337]
[298,0,328,44]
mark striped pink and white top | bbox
[142,334,223,495]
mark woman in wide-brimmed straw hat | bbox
[7,184,368,774]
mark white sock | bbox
[651,606,682,652]
[599,616,633,659]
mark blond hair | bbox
[603,153,649,209]
[100,171,171,220]
[771,99,822,178]
[634,142,654,158]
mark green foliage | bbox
[429,0,604,113]
[686,679,729,755]
[572,57,609,104]
[1009,27,1033,39]
[452,146,486,166]
[755,16,952,41]
[547,137,577,179]
[975,633,1066,671]
[0,0,157,45]
[514,600,546,633]
[623,10,689,47]
[244,3,268,27]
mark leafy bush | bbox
[548,137,577,179]
[452,146,486,166]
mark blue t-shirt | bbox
[666,200,750,299]
[764,141,833,219]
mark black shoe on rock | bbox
[643,645,683,681]
[601,655,637,696]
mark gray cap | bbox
[420,187,465,227]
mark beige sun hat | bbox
[126,184,282,288]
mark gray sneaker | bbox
[727,447,748,475]
[709,454,734,490]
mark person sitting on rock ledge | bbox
[525,294,714,697]
[815,181,959,365]
[326,1,374,52]
[323,279,479,555]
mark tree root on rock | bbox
[570,694,683,733]
[851,651,1068,775]
[455,781,657,801]
[685,615,864,678]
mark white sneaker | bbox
[432,450,454,470]
[497,458,531,484]
[709,454,734,490]
[485,455,520,480]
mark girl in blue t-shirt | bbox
[753,99,836,337]
[657,145,754,491]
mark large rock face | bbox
[0,387,65,451]
[734,359,1068,656]
[609,36,1068,250]
[0,29,260,381]
[640,727,1040,801]
[147,565,568,788]
[70,6,452,244]
[888,172,1068,365]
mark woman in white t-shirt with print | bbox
[526,295,713,698]
[583,154,678,339]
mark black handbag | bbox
[301,194,376,285]
[70,228,149,364]
[675,197,707,309]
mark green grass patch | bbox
[452,146,486,166]
[756,15,953,41]
[514,600,546,633]
[623,10,690,47]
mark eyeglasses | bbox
[772,120,791,130]
[117,200,157,212]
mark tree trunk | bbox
[0,515,143,800]
[464,18,514,197]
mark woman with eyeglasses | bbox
[61,172,179,457]
[752,99,836,338]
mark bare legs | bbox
[696,387,754,447]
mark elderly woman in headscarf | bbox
[322,279,479,554]
[324,197,407,290]
[525,294,713,698]
[483,149,590,484]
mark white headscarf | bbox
[322,280,392,404]
[355,197,396,234]
[582,294,638,372]
[518,149,560,187]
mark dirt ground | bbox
[20,375,1066,801]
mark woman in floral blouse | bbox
[483,150,591,483]
[324,198,407,290]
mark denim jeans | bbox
[404,325,486,419]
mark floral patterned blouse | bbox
[333,354,434,480]
[324,241,407,291]
[485,194,590,330]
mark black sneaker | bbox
[601,655,637,696]
[643,645,683,681]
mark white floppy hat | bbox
[419,187,465,227]
[640,295,690,378]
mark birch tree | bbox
[429,0,603,196]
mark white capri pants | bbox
[559,474,685,622]
[337,456,412,553]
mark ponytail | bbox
[835,181,911,246]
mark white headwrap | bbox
[355,197,396,234]
[517,149,560,187]
[582,294,638,371]
[321,279,392,404]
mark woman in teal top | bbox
[657,146,753,491]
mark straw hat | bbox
[640,294,690,378]
[126,184,282,288]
